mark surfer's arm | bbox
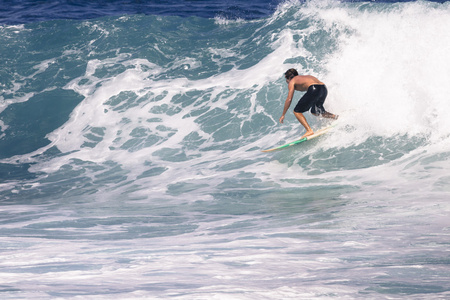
[279,84,295,123]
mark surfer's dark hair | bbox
[284,68,298,80]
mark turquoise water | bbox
[1,1,450,298]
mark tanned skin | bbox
[279,75,337,139]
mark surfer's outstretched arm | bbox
[279,98,292,123]
[279,79,296,123]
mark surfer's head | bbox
[284,68,298,82]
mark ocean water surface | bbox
[1,0,450,298]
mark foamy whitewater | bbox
[1,0,450,298]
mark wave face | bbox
[1,1,450,298]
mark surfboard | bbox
[262,123,336,153]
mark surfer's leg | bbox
[294,111,314,138]
[309,86,338,119]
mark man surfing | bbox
[279,68,337,139]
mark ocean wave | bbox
[1,1,449,187]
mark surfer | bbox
[279,68,338,139]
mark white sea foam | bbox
[320,2,450,142]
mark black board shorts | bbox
[294,84,327,115]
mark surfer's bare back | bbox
[279,68,337,139]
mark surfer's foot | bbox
[322,112,338,120]
[301,130,314,139]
